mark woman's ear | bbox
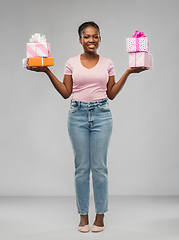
[79,37,82,44]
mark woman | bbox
[28,21,148,233]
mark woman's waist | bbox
[71,98,108,107]
[71,88,107,103]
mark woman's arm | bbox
[27,67,73,99]
[107,67,149,100]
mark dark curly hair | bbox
[78,21,100,38]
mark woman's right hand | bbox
[27,66,49,73]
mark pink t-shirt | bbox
[64,55,115,102]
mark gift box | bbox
[23,57,54,68]
[26,33,51,58]
[126,31,149,53]
[129,52,153,68]
[27,43,51,58]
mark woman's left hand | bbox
[127,67,149,74]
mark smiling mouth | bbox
[88,45,95,48]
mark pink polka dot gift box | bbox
[126,31,149,53]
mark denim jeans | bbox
[67,98,113,215]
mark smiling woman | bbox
[77,22,101,71]
[79,23,101,55]
[27,21,148,233]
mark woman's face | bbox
[79,26,101,54]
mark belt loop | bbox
[97,100,99,108]
[78,101,80,109]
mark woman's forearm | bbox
[45,68,71,99]
[108,66,149,100]
[109,70,130,100]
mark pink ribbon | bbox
[132,31,146,52]
[132,31,146,38]
[150,55,152,69]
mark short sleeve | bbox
[64,59,72,75]
[108,59,115,76]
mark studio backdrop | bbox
[0,0,178,196]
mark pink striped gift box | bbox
[26,42,51,58]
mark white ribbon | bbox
[29,33,47,43]
[22,58,28,68]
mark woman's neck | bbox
[81,52,99,60]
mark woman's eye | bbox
[83,36,99,39]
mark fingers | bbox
[132,67,149,71]
[27,67,39,71]
[130,67,149,73]
[141,67,149,70]
[27,66,46,72]
[140,67,150,72]
[138,67,149,72]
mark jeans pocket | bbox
[69,103,78,113]
[98,102,110,112]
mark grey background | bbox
[0,0,178,196]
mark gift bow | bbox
[131,31,147,52]
[132,31,146,38]
[29,33,47,43]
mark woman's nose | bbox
[89,37,95,42]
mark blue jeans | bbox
[67,98,113,215]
